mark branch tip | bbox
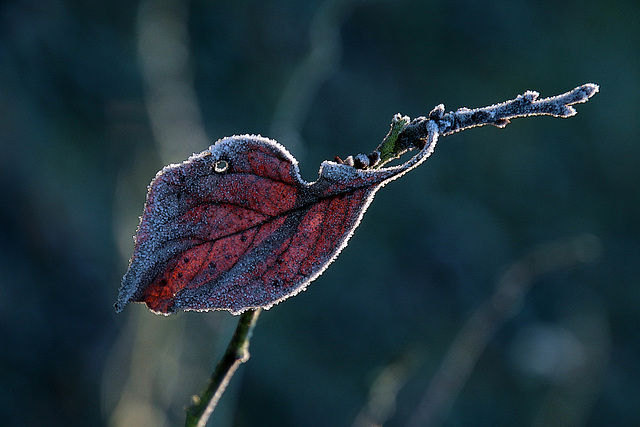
[576,83,600,101]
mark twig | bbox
[434,83,598,135]
[184,309,261,427]
[372,84,599,167]
[406,234,601,427]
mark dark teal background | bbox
[1,0,638,426]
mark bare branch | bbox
[391,83,599,157]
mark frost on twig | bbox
[371,83,599,167]
[434,83,599,135]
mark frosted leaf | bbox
[115,128,439,315]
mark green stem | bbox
[374,113,411,167]
[185,309,261,427]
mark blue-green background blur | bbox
[2,0,638,426]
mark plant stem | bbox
[185,309,261,427]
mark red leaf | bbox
[116,132,437,315]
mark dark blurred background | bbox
[1,0,638,426]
